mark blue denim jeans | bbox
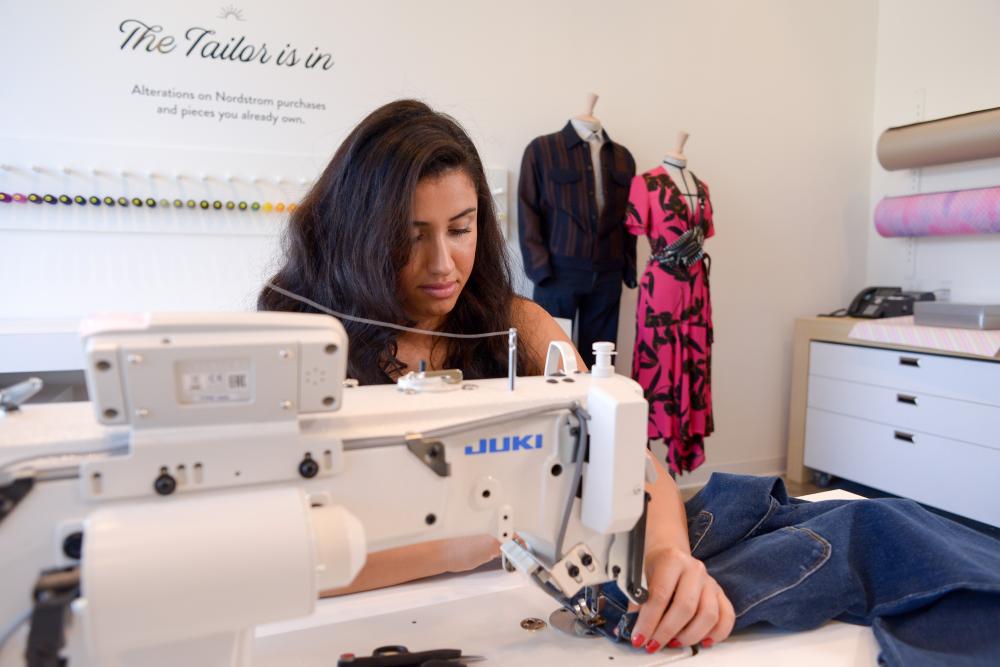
[578,474,1000,666]
[532,267,622,368]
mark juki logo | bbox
[464,434,543,455]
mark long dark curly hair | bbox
[259,99,536,385]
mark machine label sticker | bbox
[176,358,254,404]
[464,434,543,455]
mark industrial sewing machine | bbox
[0,312,651,667]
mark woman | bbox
[260,99,734,653]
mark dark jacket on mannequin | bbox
[518,122,637,287]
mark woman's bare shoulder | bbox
[511,297,585,370]
[512,296,550,327]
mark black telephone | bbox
[848,286,903,318]
[840,286,935,319]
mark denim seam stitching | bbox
[871,580,1000,615]
[743,496,779,541]
[689,510,714,555]
[734,526,833,619]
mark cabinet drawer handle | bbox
[894,430,915,443]
[899,356,920,368]
[896,394,918,406]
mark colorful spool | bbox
[0,189,296,213]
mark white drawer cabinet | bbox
[803,341,1000,527]
[808,341,1000,406]
[807,375,1000,450]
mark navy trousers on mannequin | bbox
[532,267,622,368]
[578,474,1000,666]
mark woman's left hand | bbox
[628,545,735,653]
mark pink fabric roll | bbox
[874,186,1000,237]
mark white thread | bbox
[264,282,512,339]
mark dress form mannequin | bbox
[625,128,715,473]
[662,130,697,214]
[573,92,601,127]
[570,92,606,213]
[663,130,689,168]
[518,91,638,367]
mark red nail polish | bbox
[702,638,715,648]
[646,640,661,653]
[631,634,645,648]
[667,639,682,648]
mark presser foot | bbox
[548,608,601,638]
[548,585,621,639]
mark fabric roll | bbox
[874,186,1000,237]
[877,107,1000,171]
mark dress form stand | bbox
[570,92,606,214]
[574,92,601,127]
[662,130,697,213]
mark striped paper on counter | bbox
[849,316,1000,358]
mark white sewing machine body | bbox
[0,313,648,667]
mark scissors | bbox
[336,645,486,666]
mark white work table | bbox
[255,491,878,666]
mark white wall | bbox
[866,0,1000,302]
[302,0,879,485]
[0,1,881,482]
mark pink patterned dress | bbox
[625,166,714,474]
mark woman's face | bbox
[399,169,478,328]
